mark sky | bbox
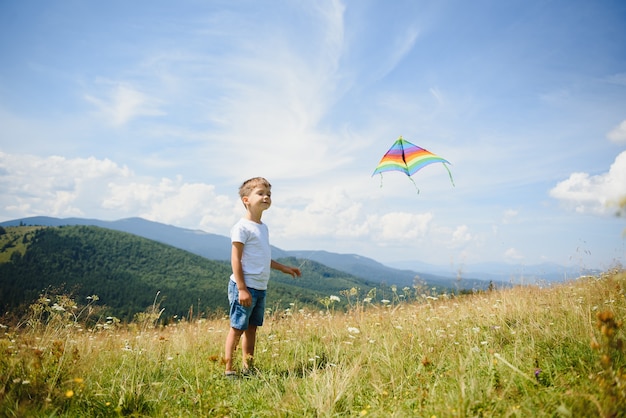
[1,0,625,272]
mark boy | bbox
[224,177,301,377]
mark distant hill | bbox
[1,217,494,290]
[0,225,377,321]
[288,250,492,290]
[0,216,235,260]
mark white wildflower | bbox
[347,327,360,334]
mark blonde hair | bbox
[239,177,271,199]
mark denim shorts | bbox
[228,280,266,330]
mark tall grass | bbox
[1,269,625,417]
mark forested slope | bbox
[0,226,375,320]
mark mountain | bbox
[387,260,597,284]
[0,225,377,320]
[0,216,235,259]
[288,250,492,290]
[2,216,503,290]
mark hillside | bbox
[0,216,498,290]
[0,226,377,321]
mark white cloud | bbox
[608,120,626,144]
[502,209,518,224]
[84,82,165,126]
[549,151,626,215]
[504,247,524,261]
[375,212,433,242]
[451,225,472,247]
[0,151,237,233]
[104,179,238,232]
[0,152,132,218]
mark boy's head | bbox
[239,177,271,200]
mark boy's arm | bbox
[231,242,252,307]
[271,259,302,278]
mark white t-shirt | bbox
[229,218,272,290]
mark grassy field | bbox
[1,269,625,417]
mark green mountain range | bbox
[0,225,378,321]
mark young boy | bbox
[224,177,301,377]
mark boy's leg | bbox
[224,327,244,373]
[241,325,257,370]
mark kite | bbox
[372,136,455,191]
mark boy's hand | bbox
[271,260,301,279]
[238,288,252,307]
[285,266,301,278]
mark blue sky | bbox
[1,0,625,272]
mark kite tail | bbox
[408,175,420,194]
[444,164,455,187]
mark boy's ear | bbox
[242,196,249,205]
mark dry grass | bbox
[1,269,625,417]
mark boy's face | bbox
[243,185,272,211]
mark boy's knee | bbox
[231,327,245,337]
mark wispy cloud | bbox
[84,82,165,126]
[608,120,626,144]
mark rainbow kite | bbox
[372,136,455,191]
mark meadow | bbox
[1,269,625,417]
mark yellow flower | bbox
[65,390,74,398]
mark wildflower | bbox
[363,297,372,303]
[330,295,340,302]
[65,390,74,398]
[347,327,360,334]
[590,338,601,350]
[73,377,84,384]
[381,299,390,304]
